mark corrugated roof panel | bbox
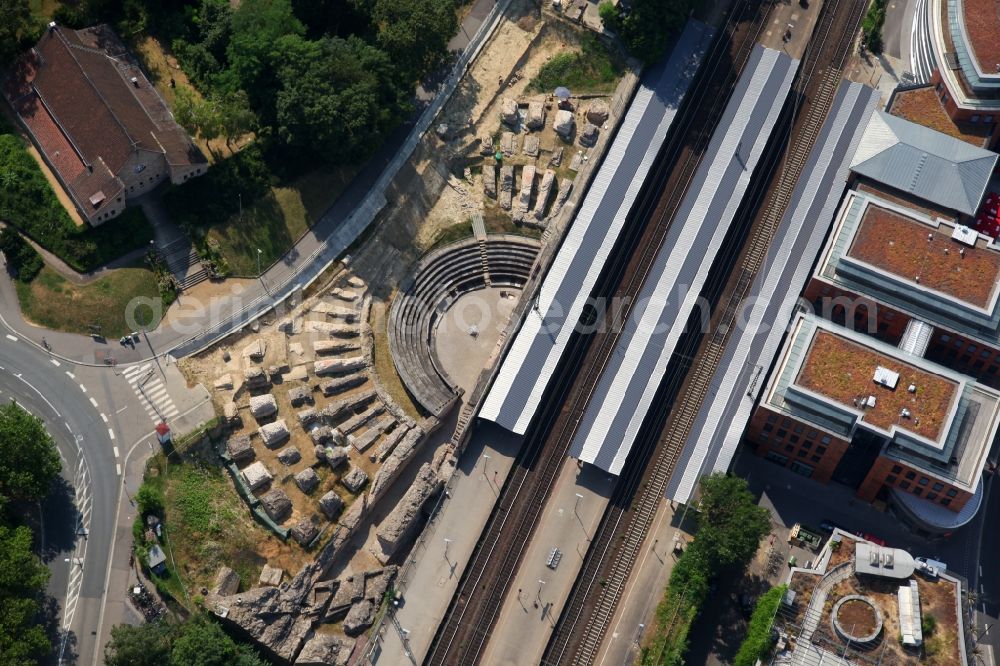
[567,45,800,475]
[478,20,716,433]
[665,82,882,503]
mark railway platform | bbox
[478,460,614,665]
[374,421,523,664]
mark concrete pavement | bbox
[480,460,613,666]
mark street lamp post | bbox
[574,492,584,513]
[482,453,491,477]
[443,538,453,561]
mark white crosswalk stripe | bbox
[121,363,179,424]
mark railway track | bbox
[541,0,869,662]
[422,2,775,663]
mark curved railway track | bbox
[542,0,869,661]
[422,0,776,662]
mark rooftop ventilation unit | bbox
[900,408,911,418]
[130,76,139,87]
[873,366,899,389]
[908,384,917,393]
[866,395,877,408]
[952,224,977,247]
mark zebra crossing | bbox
[121,363,179,423]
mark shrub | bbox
[921,613,937,636]
[734,585,787,666]
[0,227,42,282]
[136,481,165,517]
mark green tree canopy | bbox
[227,0,304,111]
[371,0,456,82]
[0,524,51,665]
[0,402,61,508]
[104,622,173,666]
[274,34,408,163]
[0,0,34,65]
[106,616,266,666]
[695,473,771,568]
[599,0,694,64]
[734,585,787,666]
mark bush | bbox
[0,227,42,282]
[921,613,937,636]
[528,34,621,93]
[136,481,165,517]
[862,0,886,53]
[734,585,787,666]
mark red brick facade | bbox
[930,70,1000,149]
[857,455,972,512]
[745,407,850,484]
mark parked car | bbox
[863,533,887,546]
[819,519,842,533]
[915,557,947,578]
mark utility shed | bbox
[897,580,923,646]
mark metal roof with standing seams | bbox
[665,81,881,503]
[478,20,716,433]
[567,45,799,475]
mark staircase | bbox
[158,236,208,290]
[471,213,492,286]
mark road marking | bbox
[5,334,17,342]
[89,397,98,408]
[100,413,108,423]
[116,405,127,414]
[107,428,115,440]
[79,384,87,393]
[115,463,121,476]
[65,422,71,432]
[50,358,60,366]
[65,370,75,379]
[11,373,61,418]
[113,446,119,458]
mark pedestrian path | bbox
[121,363,179,424]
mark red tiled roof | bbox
[963,0,1000,75]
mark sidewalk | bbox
[375,421,524,664]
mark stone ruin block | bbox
[288,386,313,407]
[310,301,357,321]
[341,404,384,435]
[309,425,333,445]
[319,490,344,519]
[483,163,497,199]
[314,357,367,376]
[227,434,254,463]
[499,97,518,126]
[241,461,273,492]
[294,467,320,493]
[343,599,375,636]
[322,390,377,420]
[242,338,266,361]
[249,394,278,420]
[290,518,319,546]
[212,566,240,596]
[223,401,240,427]
[579,122,599,147]
[330,288,358,302]
[259,419,290,448]
[532,169,555,220]
[324,445,350,469]
[320,373,366,396]
[260,488,292,523]
[553,109,574,138]
[313,340,361,355]
[214,374,234,390]
[552,177,573,217]
[500,131,517,156]
[585,99,610,125]
[480,133,494,155]
[297,408,318,427]
[258,563,283,587]
[340,466,368,494]
[277,446,302,466]
[523,134,540,158]
[304,320,358,337]
[374,463,440,561]
[244,366,269,389]
[518,165,536,215]
[373,426,409,462]
[525,99,545,130]
[295,634,353,665]
[548,146,564,168]
[499,165,514,211]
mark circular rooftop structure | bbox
[831,595,883,645]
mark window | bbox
[946,488,958,497]
[790,461,813,478]
[891,465,902,474]
[913,487,923,497]
[810,454,822,463]
[940,334,950,343]
[932,482,944,492]
[884,311,895,321]
[982,349,992,358]
[782,418,792,428]
[802,440,813,450]
[797,449,808,458]
[941,498,951,507]
[918,477,929,486]
[776,429,787,439]
[816,446,827,455]
[767,413,778,424]
[900,480,911,490]
[886,475,897,485]
[905,471,916,480]
[974,360,985,370]
[960,354,971,364]
[955,339,965,348]
[785,444,794,453]
[984,115,994,123]
[794,424,804,434]
[766,451,789,466]
[790,435,800,444]
[927,493,938,501]
[990,365,998,375]
[808,429,818,439]
[935,82,943,93]
[763,423,773,433]
[971,114,980,123]
[821,435,831,445]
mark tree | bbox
[216,90,257,148]
[227,0,305,113]
[0,227,43,282]
[734,585,786,666]
[0,0,33,65]
[600,0,694,64]
[273,35,408,164]
[371,0,456,82]
[0,524,51,665]
[695,473,770,568]
[104,622,173,666]
[0,402,61,509]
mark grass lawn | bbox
[428,209,543,251]
[136,438,311,607]
[15,266,165,338]
[527,33,623,94]
[203,166,357,276]
[371,305,422,419]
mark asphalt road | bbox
[0,340,118,666]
